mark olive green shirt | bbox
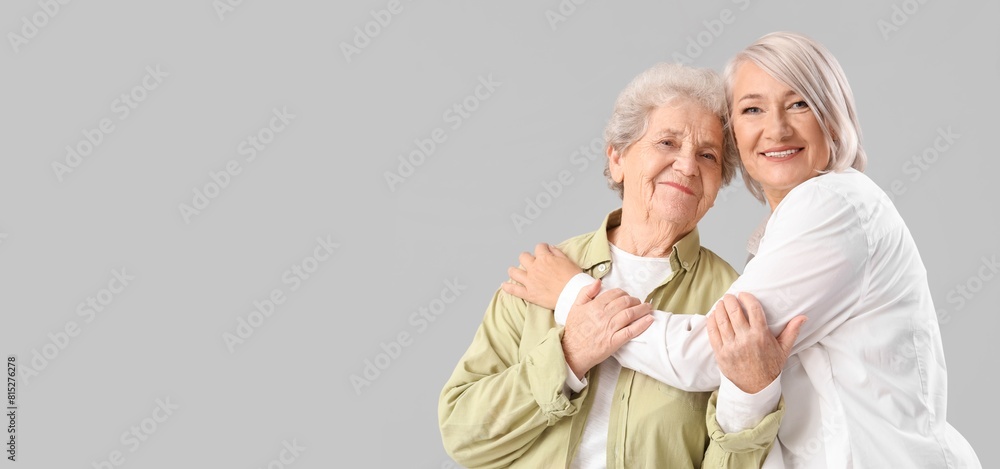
[439,209,783,468]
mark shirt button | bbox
[597,264,607,272]
[682,262,689,269]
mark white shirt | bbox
[556,169,981,468]
[564,243,780,469]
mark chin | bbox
[653,204,697,227]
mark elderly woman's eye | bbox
[790,101,809,109]
[740,106,762,115]
[659,140,675,147]
[701,153,718,161]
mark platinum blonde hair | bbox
[724,31,867,201]
[604,63,737,199]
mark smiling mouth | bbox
[661,182,695,195]
[761,148,803,159]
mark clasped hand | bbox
[502,242,805,389]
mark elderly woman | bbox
[439,63,796,468]
[507,32,981,468]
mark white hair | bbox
[724,31,867,201]
[604,63,737,198]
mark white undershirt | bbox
[567,243,674,469]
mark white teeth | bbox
[763,149,799,158]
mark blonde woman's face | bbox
[730,62,830,206]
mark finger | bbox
[518,251,535,268]
[574,279,602,305]
[500,281,528,300]
[610,314,654,350]
[709,298,726,319]
[594,288,629,307]
[715,295,738,341]
[777,315,807,356]
[706,313,723,353]
[609,302,651,332]
[738,292,769,330]
[604,294,641,317]
[708,299,728,347]
[535,243,553,257]
[507,266,528,285]
[727,293,751,333]
[551,246,569,258]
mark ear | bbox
[607,145,625,184]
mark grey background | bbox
[1,1,996,468]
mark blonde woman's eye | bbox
[791,101,809,109]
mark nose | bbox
[672,148,699,177]
[765,109,793,141]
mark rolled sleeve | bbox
[524,326,578,421]
[715,373,782,434]
[439,290,586,468]
[705,391,784,455]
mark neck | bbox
[609,206,689,258]
[763,188,789,212]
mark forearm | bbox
[439,325,583,468]
[614,309,720,391]
[556,274,719,392]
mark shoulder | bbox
[554,230,601,267]
[775,169,898,240]
[693,246,740,285]
[773,169,874,225]
[789,168,888,209]
[491,228,601,320]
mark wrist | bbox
[732,371,778,394]
[561,338,589,380]
[559,269,582,289]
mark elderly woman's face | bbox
[609,98,724,229]
[730,62,831,200]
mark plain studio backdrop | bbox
[0,1,996,468]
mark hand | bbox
[501,243,583,310]
[706,293,806,394]
[561,280,654,379]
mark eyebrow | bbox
[736,90,799,103]
[699,139,723,151]
[652,129,683,138]
[651,129,722,149]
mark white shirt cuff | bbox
[715,372,782,433]
[563,363,588,395]
[554,273,596,326]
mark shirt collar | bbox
[580,209,702,273]
[746,213,771,257]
